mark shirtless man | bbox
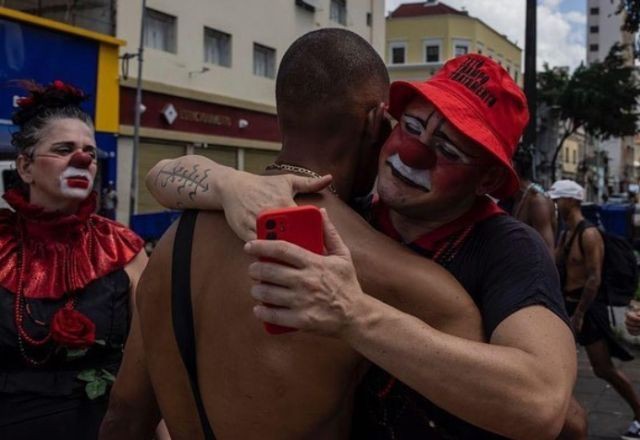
[100,29,482,439]
[552,179,640,439]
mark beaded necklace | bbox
[13,217,93,366]
[376,224,474,399]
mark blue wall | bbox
[0,17,99,120]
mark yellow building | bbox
[386,1,522,85]
[561,132,585,180]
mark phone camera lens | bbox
[266,219,276,230]
[266,232,277,240]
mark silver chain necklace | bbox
[265,163,338,195]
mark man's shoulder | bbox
[579,223,604,248]
[472,215,551,259]
[477,214,543,241]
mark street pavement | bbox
[575,343,640,439]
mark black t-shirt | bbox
[352,214,569,439]
[434,214,568,336]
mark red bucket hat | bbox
[388,54,529,199]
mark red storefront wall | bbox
[120,87,281,143]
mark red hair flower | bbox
[53,80,65,90]
[51,308,96,349]
[16,97,33,107]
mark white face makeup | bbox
[59,166,94,199]
[19,118,98,212]
[386,153,432,191]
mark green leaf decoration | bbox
[94,339,106,346]
[85,378,108,400]
[66,348,89,360]
[101,369,116,382]
[77,369,97,382]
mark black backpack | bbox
[571,221,639,306]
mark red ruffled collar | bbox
[0,189,144,299]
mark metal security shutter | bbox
[244,148,278,175]
[137,142,187,213]
[193,145,237,169]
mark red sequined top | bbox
[0,189,143,299]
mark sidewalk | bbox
[574,344,640,439]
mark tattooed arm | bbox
[145,155,332,241]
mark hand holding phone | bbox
[256,205,323,334]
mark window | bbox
[330,0,347,25]
[390,43,406,64]
[253,43,276,78]
[506,65,511,74]
[204,28,231,67]
[590,44,599,52]
[366,12,372,27]
[454,44,468,56]
[424,39,442,63]
[564,148,569,162]
[572,149,577,164]
[144,8,176,53]
[452,39,469,58]
[426,45,439,62]
[514,71,518,83]
[295,0,316,12]
[590,7,599,14]
[590,25,599,33]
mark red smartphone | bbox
[256,205,324,334]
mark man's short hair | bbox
[276,28,389,136]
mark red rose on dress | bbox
[50,308,96,349]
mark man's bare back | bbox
[135,193,482,439]
[137,210,364,439]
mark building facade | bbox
[560,131,584,180]
[586,0,637,192]
[385,1,522,85]
[117,0,385,228]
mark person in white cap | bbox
[551,179,640,439]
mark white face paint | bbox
[59,166,94,199]
[387,153,432,191]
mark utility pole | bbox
[523,0,537,178]
[129,0,146,226]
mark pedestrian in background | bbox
[100,182,118,220]
[551,179,640,440]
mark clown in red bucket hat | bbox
[377,54,529,227]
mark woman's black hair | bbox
[10,80,93,155]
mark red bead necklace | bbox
[377,225,474,399]
[13,217,93,366]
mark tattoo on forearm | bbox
[154,161,211,201]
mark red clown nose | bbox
[396,129,437,170]
[69,151,93,169]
